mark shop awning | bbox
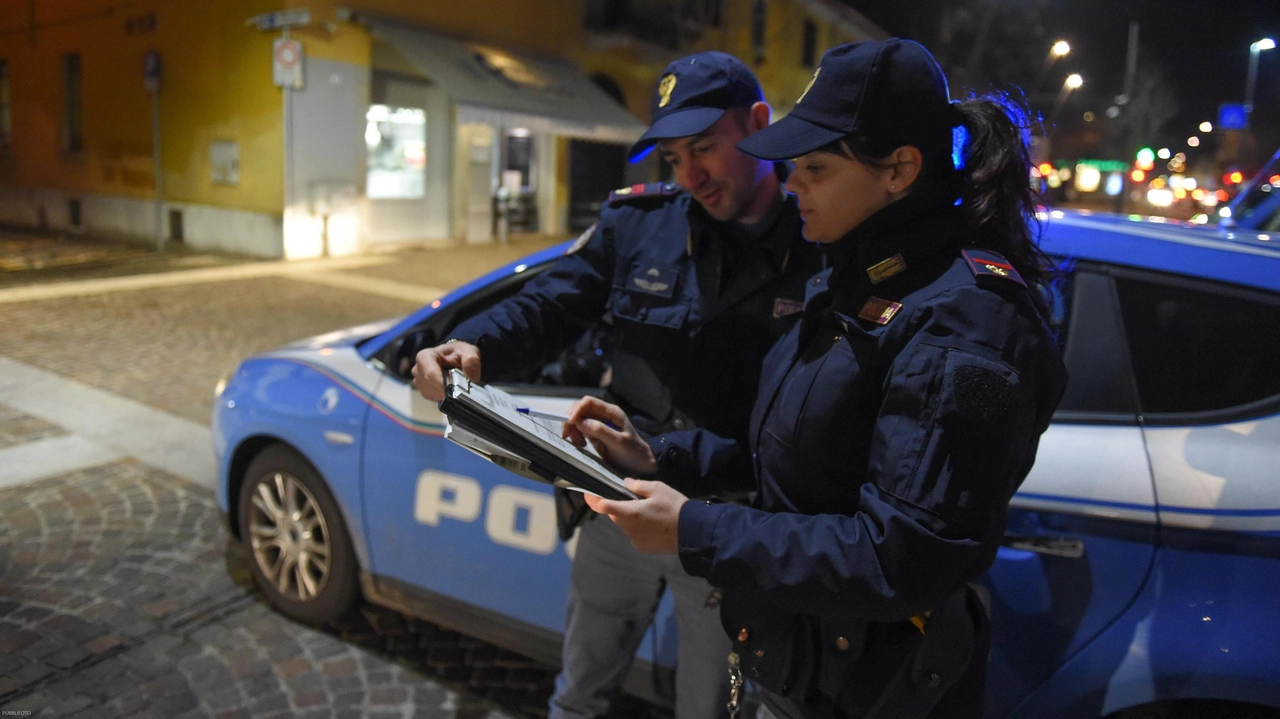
[358,15,646,144]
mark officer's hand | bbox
[563,396,657,477]
[583,479,686,555]
[411,341,481,402]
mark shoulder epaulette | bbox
[961,249,1026,288]
[607,182,680,206]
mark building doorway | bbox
[568,140,626,232]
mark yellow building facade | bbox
[0,0,883,258]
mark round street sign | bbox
[273,38,304,89]
[275,40,300,68]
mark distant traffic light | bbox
[1135,147,1156,171]
[1131,169,1146,182]
[1223,171,1244,185]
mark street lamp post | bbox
[1245,37,1276,116]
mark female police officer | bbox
[567,39,1068,719]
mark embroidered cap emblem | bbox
[658,73,677,108]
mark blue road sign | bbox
[1218,103,1248,131]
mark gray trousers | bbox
[549,515,732,719]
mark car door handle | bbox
[1002,535,1085,559]
[324,430,355,446]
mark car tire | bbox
[238,443,359,625]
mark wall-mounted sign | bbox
[248,9,311,32]
[210,140,240,186]
[1218,104,1247,131]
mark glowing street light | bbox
[1035,40,1073,92]
[1246,38,1277,114]
[1199,121,1213,133]
[1049,74,1083,127]
[1188,136,1201,147]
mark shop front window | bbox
[366,104,426,199]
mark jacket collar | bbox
[823,192,959,288]
[686,190,797,274]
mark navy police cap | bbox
[737,39,961,161]
[628,51,763,163]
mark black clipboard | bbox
[438,369,637,501]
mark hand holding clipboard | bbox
[438,370,638,500]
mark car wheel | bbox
[238,443,359,624]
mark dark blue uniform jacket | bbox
[449,181,824,451]
[649,195,1069,717]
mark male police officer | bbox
[412,52,823,719]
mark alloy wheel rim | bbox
[247,471,332,602]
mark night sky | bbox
[844,0,1280,164]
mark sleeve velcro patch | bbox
[950,363,1017,423]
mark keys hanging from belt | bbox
[727,651,743,719]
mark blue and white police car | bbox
[213,210,1280,718]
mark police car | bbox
[213,210,1280,718]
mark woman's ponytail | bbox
[956,93,1057,300]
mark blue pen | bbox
[516,407,620,430]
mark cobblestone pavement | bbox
[0,404,67,450]
[0,454,546,718]
[0,236,672,719]
[330,237,565,291]
[0,277,419,425]
[0,235,562,425]
[0,228,257,289]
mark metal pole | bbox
[1121,22,1139,101]
[1245,44,1261,115]
[1115,21,1139,215]
[282,27,292,252]
[152,91,164,251]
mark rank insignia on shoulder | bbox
[857,297,903,325]
[772,297,804,318]
[866,253,907,284]
[608,183,679,206]
[961,249,1026,287]
[565,223,597,255]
